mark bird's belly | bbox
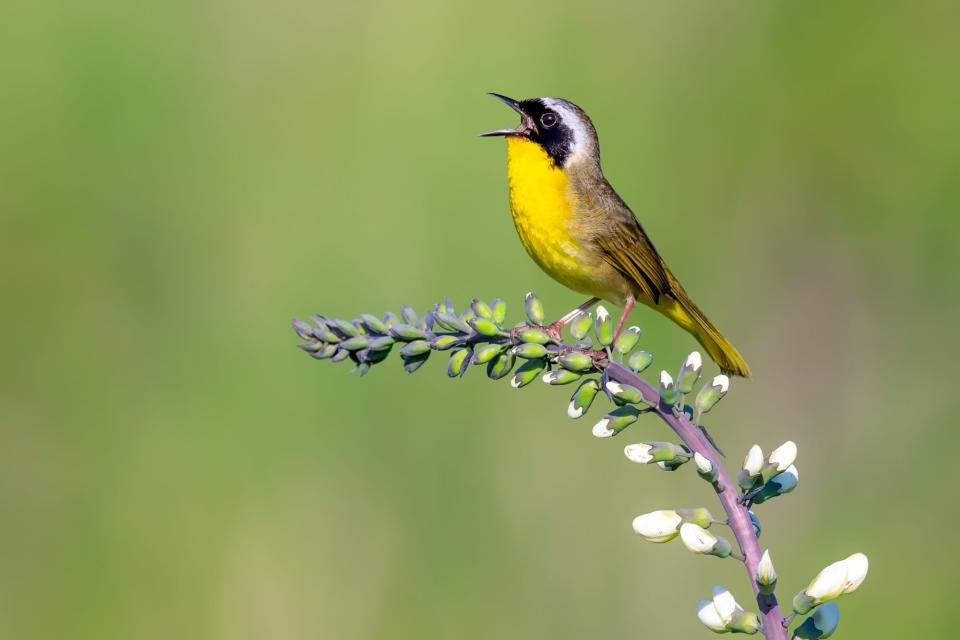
[505,137,623,302]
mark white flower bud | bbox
[677,351,703,394]
[694,452,713,475]
[744,445,764,476]
[592,417,615,438]
[768,440,798,471]
[694,374,729,416]
[659,370,679,405]
[756,549,778,594]
[794,553,869,614]
[624,443,653,463]
[695,599,728,632]
[680,522,717,553]
[632,510,683,543]
[712,586,737,623]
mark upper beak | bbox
[479,93,536,137]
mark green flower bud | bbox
[469,316,503,337]
[510,358,547,388]
[390,323,427,340]
[297,340,326,353]
[568,379,601,418]
[470,299,494,321]
[292,319,313,340]
[472,343,503,365]
[333,319,359,338]
[399,340,431,358]
[330,348,350,363]
[430,335,461,351]
[360,313,388,335]
[402,352,429,373]
[512,343,548,359]
[362,347,391,364]
[381,312,399,328]
[727,610,761,635]
[340,336,369,351]
[310,324,341,343]
[557,352,594,372]
[676,351,703,394]
[613,325,642,355]
[491,297,507,325]
[367,336,395,351]
[447,348,471,378]
[591,405,641,437]
[604,379,652,406]
[401,304,419,326]
[594,305,614,347]
[570,312,593,341]
[518,328,551,344]
[792,602,840,639]
[626,350,653,373]
[624,441,690,465]
[695,375,730,416]
[659,371,679,405]
[308,343,338,360]
[541,369,581,385]
[435,311,469,333]
[523,292,545,325]
[486,351,515,380]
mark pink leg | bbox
[612,294,636,342]
[554,297,601,327]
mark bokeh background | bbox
[2,1,957,638]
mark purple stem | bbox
[606,363,788,640]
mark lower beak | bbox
[479,93,536,137]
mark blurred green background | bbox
[1,1,956,638]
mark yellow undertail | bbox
[660,290,751,378]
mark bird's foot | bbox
[510,321,565,344]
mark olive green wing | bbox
[594,217,673,304]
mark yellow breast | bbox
[505,137,595,293]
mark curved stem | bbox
[606,363,788,640]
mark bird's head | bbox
[480,94,599,169]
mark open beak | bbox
[479,93,536,137]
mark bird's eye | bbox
[540,112,558,128]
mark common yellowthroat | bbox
[481,94,750,377]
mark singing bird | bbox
[481,94,750,377]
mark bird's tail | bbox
[662,289,751,378]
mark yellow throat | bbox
[505,137,596,295]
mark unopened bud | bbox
[680,523,732,557]
[793,553,868,615]
[792,602,840,639]
[518,328,551,344]
[624,441,690,465]
[627,350,654,373]
[468,316,502,337]
[738,444,764,491]
[486,351,515,380]
[632,508,715,543]
[613,325,641,355]
[677,351,703,394]
[472,343,502,364]
[447,348,471,377]
[400,304,419,326]
[591,405,641,438]
[659,370,679,405]
[756,550,778,595]
[568,379,601,418]
[604,380,650,406]
[490,298,507,325]
[570,311,593,341]
[510,358,546,388]
[470,299,493,321]
[360,313,388,335]
[694,375,730,416]
[430,335,460,351]
[557,352,594,372]
[340,335,370,351]
[594,305,614,347]
[751,465,799,505]
[524,292,545,326]
[401,352,429,373]
[512,343,548,359]
[694,452,719,483]
[542,369,581,385]
[390,323,427,340]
